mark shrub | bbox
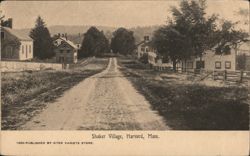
[139,53,149,64]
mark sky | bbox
[0,0,249,30]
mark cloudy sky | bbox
[0,0,249,29]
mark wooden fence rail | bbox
[213,70,250,83]
[152,64,250,84]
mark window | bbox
[26,45,28,53]
[22,45,24,54]
[196,61,205,69]
[29,45,31,53]
[225,61,231,69]
[6,46,13,58]
[67,50,70,53]
[141,47,145,52]
[1,32,4,40]
[145,47,149,52]
[144,36,149,41]
[187,62,193,69]
[215,61,221,69]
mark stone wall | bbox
[1,61,63,72]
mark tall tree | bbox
[79,27,110,58]
[171,0,218,61]
[214,20,249,54]
[29,16,54,59]
[152,24,193,71]
[111,28,135,55]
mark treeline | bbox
[78,27,136,57]
[29,16,136,59]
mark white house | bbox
[136,36,161,65]
[181,46,237,71]
[1,26,33,60]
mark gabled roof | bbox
[55,37,78,49]
[136,40,154,47]
[2,26,32,41]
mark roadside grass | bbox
[1,58,109,130]
[118,57,249,130]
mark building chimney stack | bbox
[1,18,13,28]
[7,18,12,28]
[144,36,149,42]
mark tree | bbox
[152,24,193,71]
[215,20,249,54]
[236,8,249,25]
[111,28,135,55]
[139,53,149,64]
[29,16,54,59]
[171,0,218,61]
[79,27,110,58]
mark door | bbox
[59,56,64,63]
[196,61,205,69]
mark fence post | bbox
[224,70,227,81]
[240,70,243,83]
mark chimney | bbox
[58,33,61,37]
[62,33,65,38]
[7,18,12,29]
[65,33,67,40]
[144,36,149,42]
[1,18,13,28]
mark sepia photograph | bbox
[0,0,249,132]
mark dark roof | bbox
[2,26,32,41]
[136,40,154,47]
[55,37,78,49]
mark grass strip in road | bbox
[1,58,109,130]
[118,57,249,130]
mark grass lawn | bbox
[1,58,109,130]
[118,56,249,130]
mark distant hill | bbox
[15,25,161,44]
[16,25,117,36]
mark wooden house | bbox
[1,26,33,60]
[53,34,78,64]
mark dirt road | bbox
[21,58,169,130]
